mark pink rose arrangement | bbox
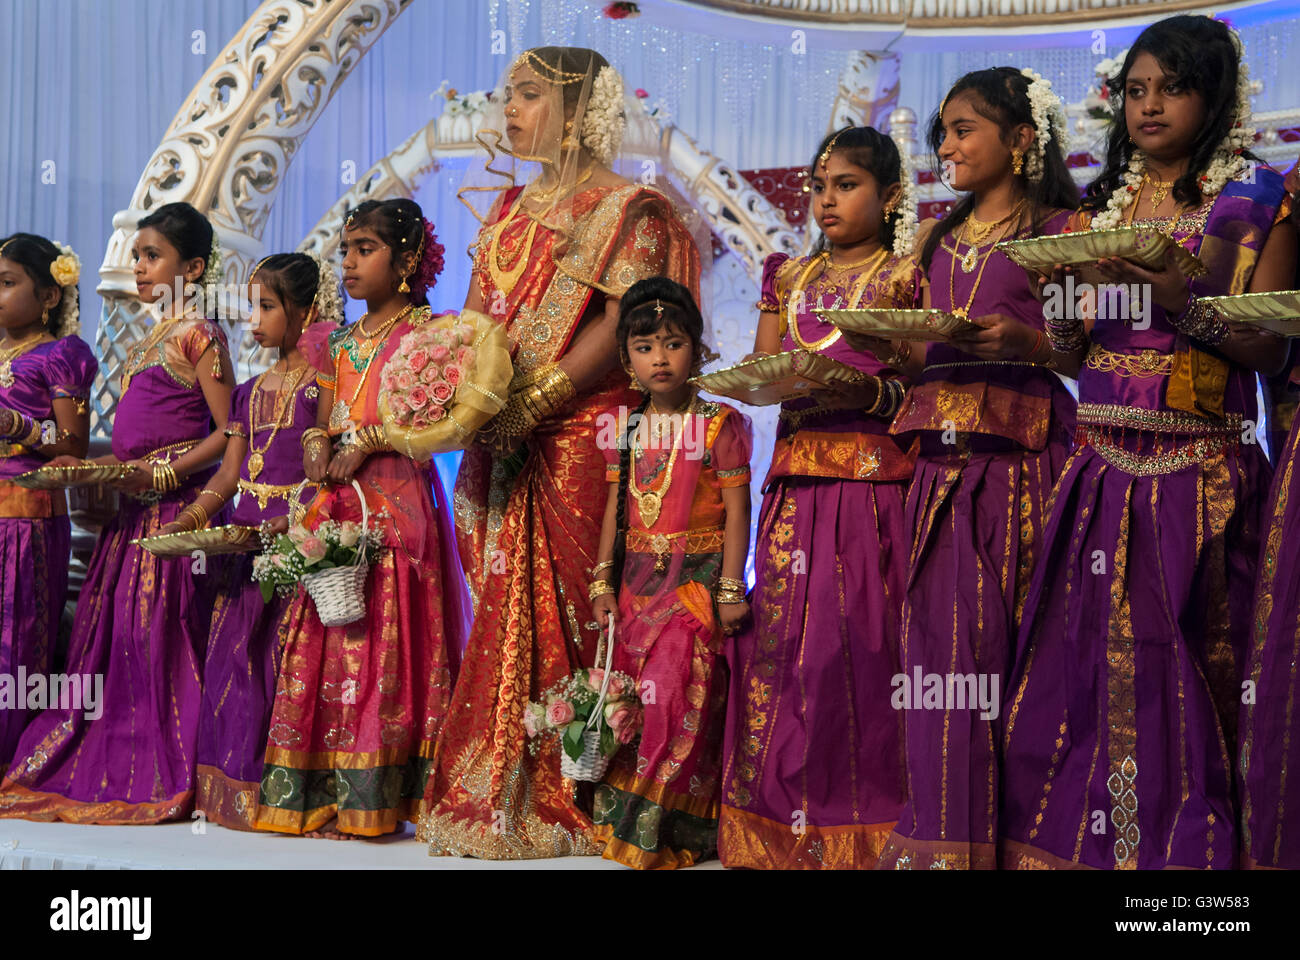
[379,321,478,431]
[524,665,643,762]
[251,517,384,603]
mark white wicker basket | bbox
[302,480,370,627]
[559,619,617,783]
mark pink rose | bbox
[427,404,446,422]
[389,396,410,418]
[298,536,326,563]
[430,344,450,363]
[412,413,431,430]
[546,699,574,726]
[587,668,605,691]
[443,363,462,386]
[408,386,430,409]
[523,709,539,738]
[395,370,415,392]
[408,348,430,372]
[606,674,626,698]
[430,381,453,405]
[457,346,476,367]
[617,722,636,745]
[287,524,312,546]
[420,362,440,385]
[458,323,475,342]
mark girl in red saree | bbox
[417,46,701,859]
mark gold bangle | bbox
[861,375,887,416]
[19,417,43,448]
[200,487,227,503]
[588,579,615,601]
[591,560,614,576]
[181,502,209,530]
[715,590,746,605]
[152,462,177,493]
[716,576,746,594]
[300,427,329,448]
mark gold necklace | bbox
[629,394,697,529]
[788,249,891,352]
[1142,172,1175,210]
[245,362,306,481]
[957,201,1024,273]
[487,169,595,299]
[948,221,1012,320]
[329,304,413,430]
[639,391,697,455]
[0,333,53,389]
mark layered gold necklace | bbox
[787,248,891,352]
[629,393,698,529]
[328,304,413,430]
[954,200,1024,273]
[246,362,306,480]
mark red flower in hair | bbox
[635,88,649,99]
[411,217,445,296]
[603,2,640,19]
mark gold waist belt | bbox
[1075,402,1242,437]
[626,525,725,555]
[1084,346,1176,378]
[238,479,314,511]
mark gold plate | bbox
[12,462,133,490]
[133,524,260,557]
[817,307,976,342]
[690,350,862,406]
[1197,290,1300,336]
[997,226,1207,281]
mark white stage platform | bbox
[0,819,725,870]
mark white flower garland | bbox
[1090,31,1255,231]
[310,254,345,327]
[49,242,81,338]
[580,65,626,166]
[891,148,918,257]
[201,235,223,287]
[1020,68,1070,182]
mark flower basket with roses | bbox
[523,625,643,780]
[251,480,385,625]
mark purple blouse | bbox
[0,336,97,480]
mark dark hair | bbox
[921,66,1079,271]
[808,125,904,254]
[611,276,708,589]
[521,46,612,113]
[252,253,319,317]
[1083,15,1251,212]
[344,198,430,306]
[136,201,214,275]
[0,232,67,331]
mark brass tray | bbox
[12,462,133,490]
[133,524,261,557]
[817,307,976,342]
[1197,290,1300,336]
[997,226,1207,279]
[690,350,862,406]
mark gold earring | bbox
[561,120,578,153]
[883,197,899,216]
[624,364,643,392]
[1011,147,1024,176]
[41,306,50,326]
[398,272,411,294]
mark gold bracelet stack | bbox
[521,364,577,423]
[152,461,180,493]
[179,501,210,530]
[353,424,391,455]
[18,416,43,448]
[588,579,615,601]
[715,575,746,605]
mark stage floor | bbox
[0,819,725,870]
